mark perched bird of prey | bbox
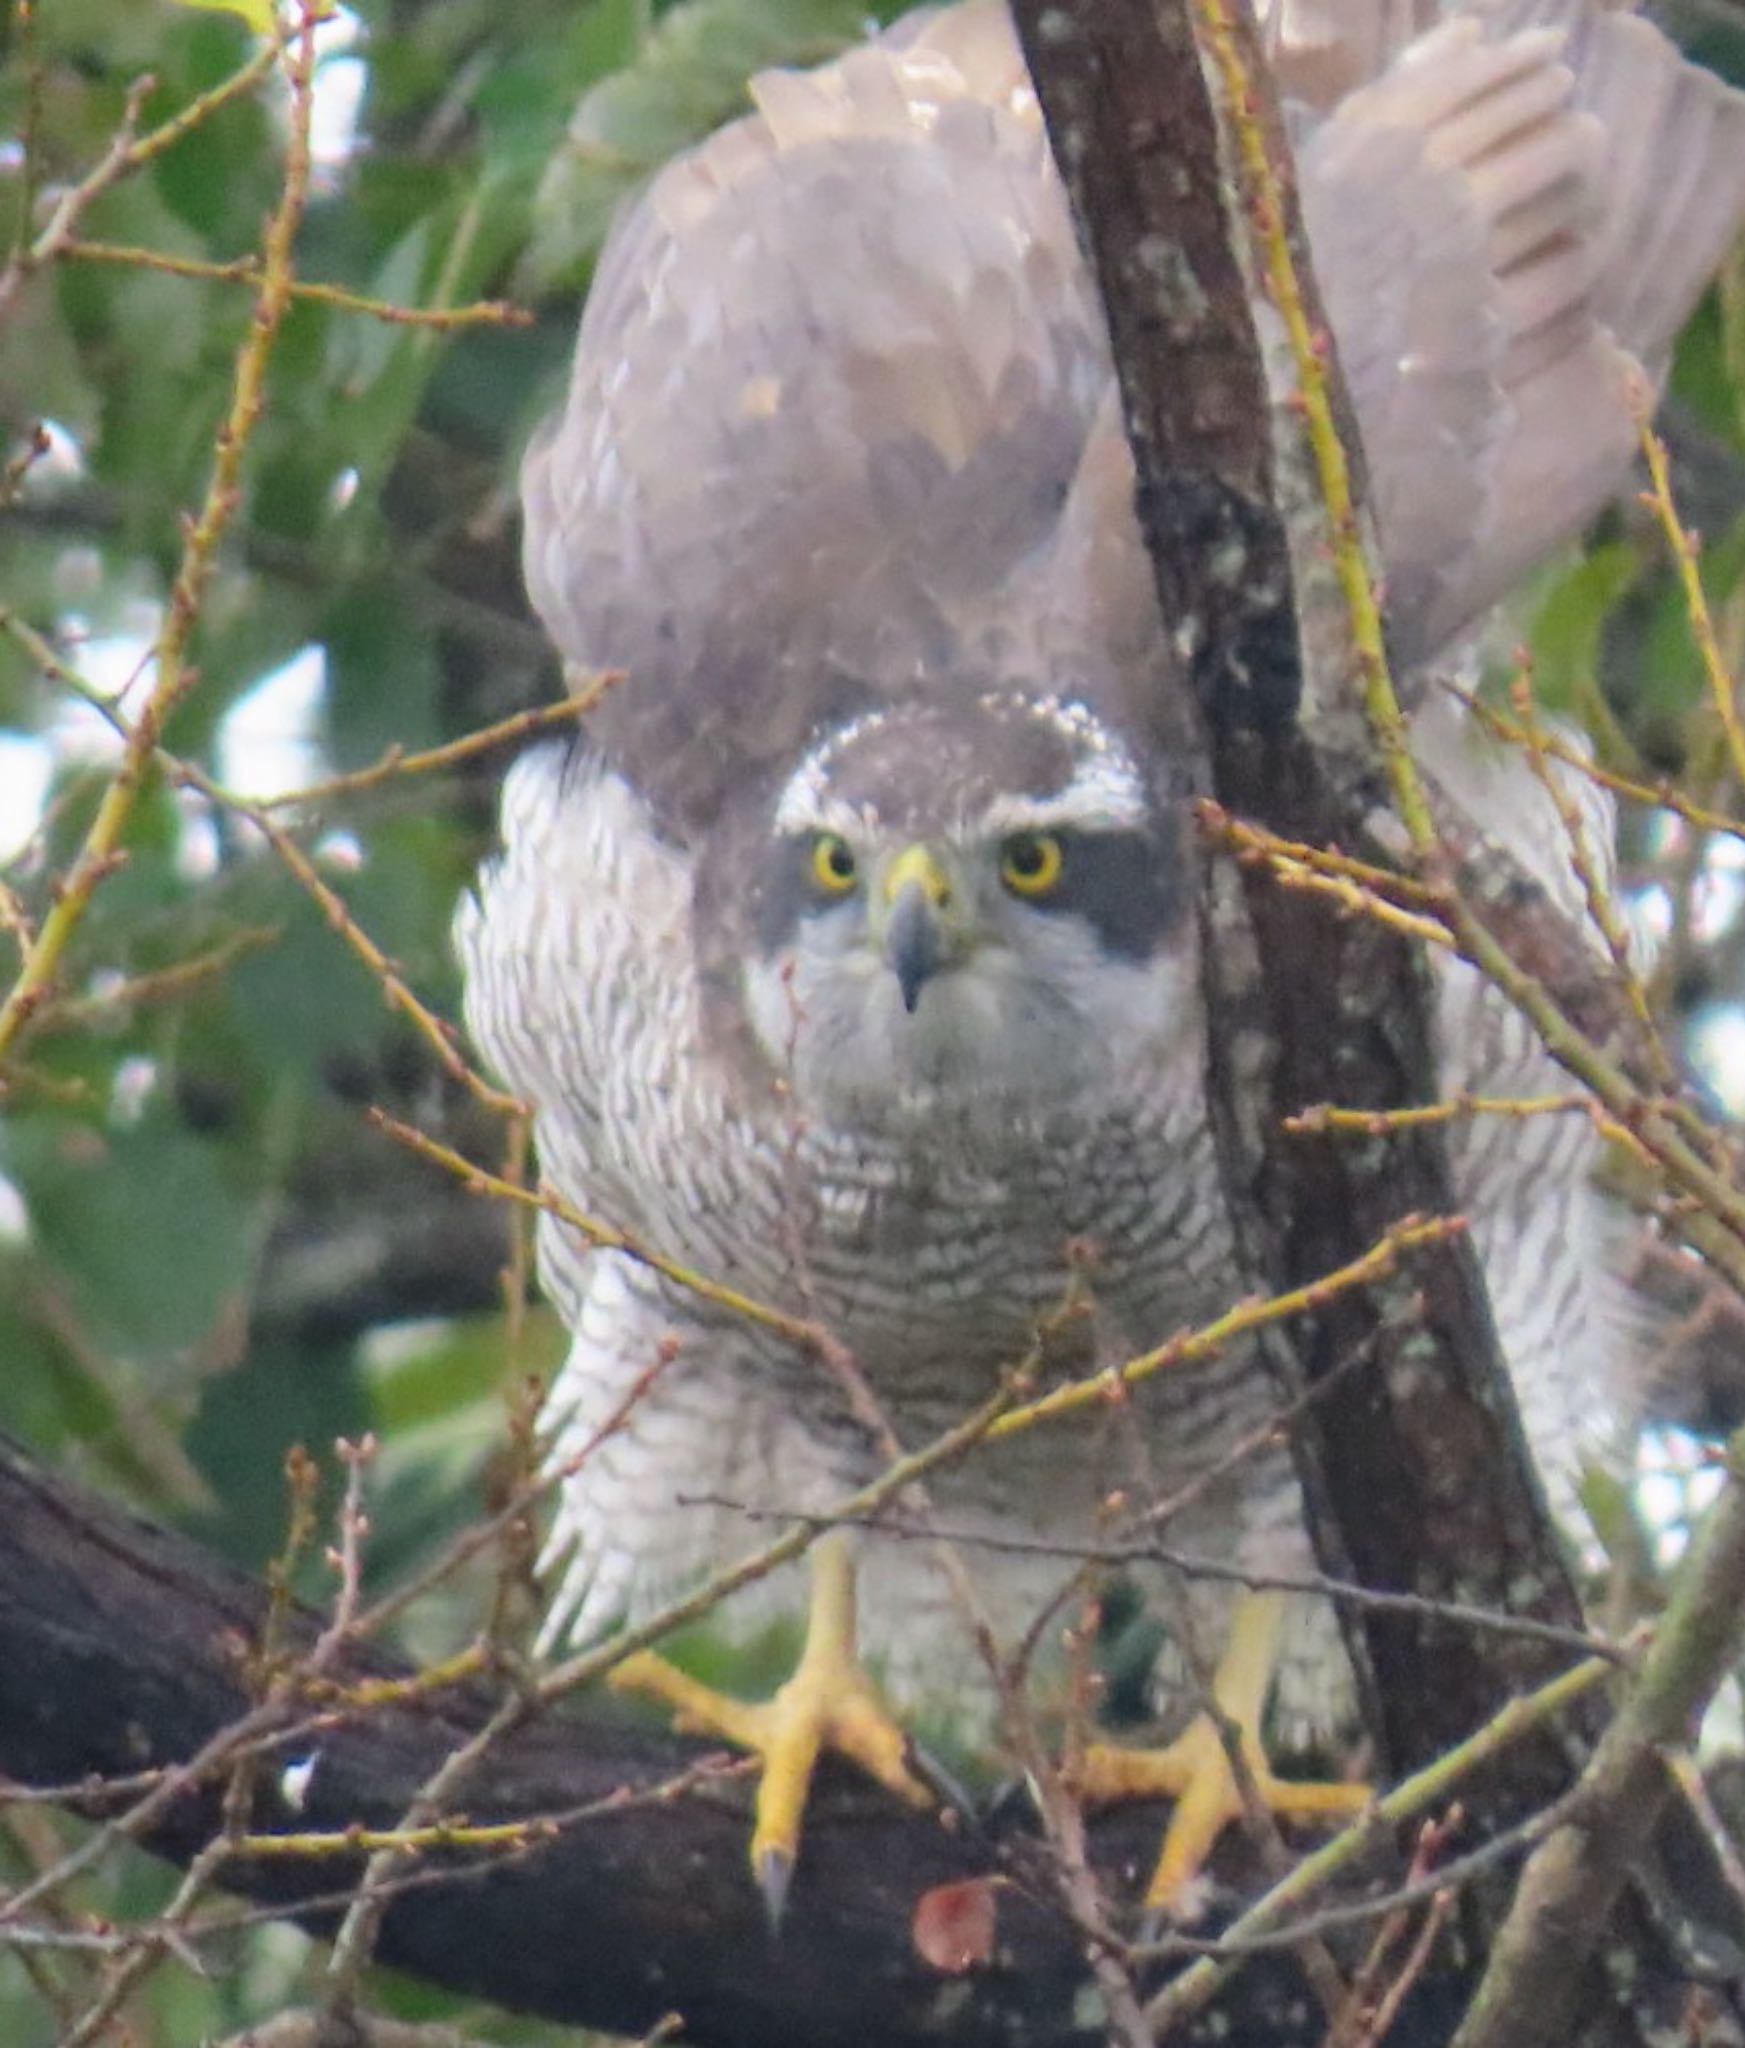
[460,0,1745,1910]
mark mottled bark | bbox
[0,1432,1434,2048]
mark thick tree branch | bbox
[0,1433,1421,2048]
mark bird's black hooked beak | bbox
[887,881,945,1012]
[880,845,954,1013]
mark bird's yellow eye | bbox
[999,830,1065,897]
[811,832,859,895]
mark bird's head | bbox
[738,692,1194,1134]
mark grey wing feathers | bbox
[522,11,1111,839]
[1299,4,1745,660]
[1258,0,1442,108]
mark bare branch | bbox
[0,1432,1428,2048]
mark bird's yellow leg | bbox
[608,1534,932,1914]
[1080,1589,1370,1914]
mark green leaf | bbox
[187,1331,370,1568]
[226,883,388,1075]
[322,583,442,764]
[362,1309,538,1434]
[1526,541,1642,719]
[1636,507,1745,733]
[3,1111,249,1358]
[146,15,279,247]
[171,0,278,34]
[1672,288,1745,456]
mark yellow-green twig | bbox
[368,1110,829,1354]
[987,1214,1464,1441]
[1636,387,1745,795]
[1194,0,1433,852]
[1458,683,1745,851]
[1267,862,1454,950]
[233,1816,558,1858]
[256,685,614,811]
[16,929,279,1042]
[188,769,524,1115]
[1197,802,1441,904]
[61,238,530,330]
[1505,667,1670,1084]
[303,1645,491,1712]
[1286,1094,1590,1138]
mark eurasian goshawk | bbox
[460,0,1745,1908]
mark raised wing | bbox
[521,9,1118,841]
[1299,3,1745,659]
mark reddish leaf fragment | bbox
[912,1877,996,1974]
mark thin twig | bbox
[986,1215,1464,1440]
[370,1111,831,1352]
[704,1502,1623,1665]
[62,237,530,330]
[255,685,614,811]
[1636,386,1745,795]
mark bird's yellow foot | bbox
[1079,1589,1369,1915]
[608,1535,932,1919]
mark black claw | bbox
[757,1845,794,1931]
[905,1738,974,1821]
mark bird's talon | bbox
[757,1845,794,1930]
[1083,1592,1370,1914]
[607,1538,929,1911]
[905,1739,975,1820]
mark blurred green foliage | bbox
[0,0,1742,2040]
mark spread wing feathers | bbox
[521,0,1745,833]
[1257,0,1441,109]
[1300,4,1745,660]
[522,8,1115,840]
